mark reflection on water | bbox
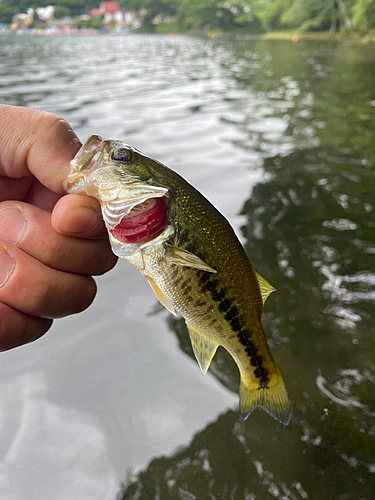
[1,34,375,499]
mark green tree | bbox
[53,5,71,19]
[281,0,337,31]
[0,1,17,23]
[72,14,104,28]
[119,0,179,26]
[250,0,292,30]
[177,0,239,30]
[251,0,354,33]
[53,0,97,16]
[352,0,375,29]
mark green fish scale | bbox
[153,169,277,386]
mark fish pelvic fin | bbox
[146,278,177,317]
[253,269,276,305]
[239,369,291,426]
[186,322,219,374]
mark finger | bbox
[23,177,62,211]
[0,175,61,212]
[0,202,117,276]
[0,104,81,193]
[51,194,108,239]
[0,176,32,202]
[0,243,97,319]
[0,302,52,352]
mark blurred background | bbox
[0,3,375,499]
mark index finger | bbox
[0,104,81,193]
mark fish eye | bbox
[111,148,132,164]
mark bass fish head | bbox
[63,135,171,258]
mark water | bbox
[0,34,374,500]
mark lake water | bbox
[0,33,375,500]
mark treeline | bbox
[133,0,375,33]
[1,0,374,34]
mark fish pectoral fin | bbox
[146,278,177,317]
[253,269,276,305]
[165,244,217,273]
[186,323,219,374]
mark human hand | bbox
[0,104,117,350]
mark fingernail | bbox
[59,206,100,235]
[0,247,15,287]
[0,206,27,245]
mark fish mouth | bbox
[110,197,168,244]
[63,135,170,246]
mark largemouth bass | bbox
[64,135,291,425]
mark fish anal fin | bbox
[254,269,276,305]
[239,368,291,426]
[166,244,217,273]
[186,323,219,374]
[146,278,177,317]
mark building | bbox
[90,2,136,26]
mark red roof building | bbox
[99,2,121,14]
[90,1,141,27]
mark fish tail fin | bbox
[239,368,291,426]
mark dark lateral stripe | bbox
[237,329,269,385]
[218,299,231,313]
[212,288,226,302]
[199,271,211,284]
[249,356,258,367]
[225,306,238,322]
[230,317,241,332]
[201,279,219,293]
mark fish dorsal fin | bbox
[165,244,217,273]
[186,322,219,374]
[146,278,177,317]
[254,269,276,305]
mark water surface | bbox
[0,34,374,500]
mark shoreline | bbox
[151,25,375,45]
[2,27,375,45]
[202,29,375,45]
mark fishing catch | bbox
[64,135,291,425]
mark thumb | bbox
[0,104,81,194]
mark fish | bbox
[64,135,292,425]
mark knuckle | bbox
[0,313,15,351]
[31,111,79,153]
[35,274,97,318]
[35,275,55,317]
[76,277,97,312]
[96,249,118,276]
[80,239,117,276]
[0,302,52,351]
[34,111,65,135]
[28,110,62,142]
